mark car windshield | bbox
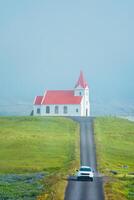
[80,167,91,171]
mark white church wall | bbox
[41,104,81,116]
[80,96,90,116]
[83,87,90,116]
[74,87,85,96]
[74,85,90,116]
[80,98,85,116]
[33,105,41,116]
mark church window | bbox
[63,106,68,114]
[37,108,40,114]
[46,106,50,113]
[55,106,59,114]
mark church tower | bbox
[74,71,90,116]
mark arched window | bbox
[37,108,40,114]
[63,106,68,114]
[55,106,59,114]
[76,108,78,113]
[46,106,50,113]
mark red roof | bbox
[34,96,43,105]
[41,90,82,105]
[75,71,88,88]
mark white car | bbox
[76,166,94,181]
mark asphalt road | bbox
[64,117,104,200]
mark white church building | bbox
[33,71,90,117]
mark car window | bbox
[80,167,91,171]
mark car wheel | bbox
[90,177,93,182]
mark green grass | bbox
[94,117,134,200]
[0,116,80,199]
[0,173,45,200]
[0,116,78,173]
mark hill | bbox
[94,117,134,200]
[0,116,79,199]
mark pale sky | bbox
[0,0,134,110]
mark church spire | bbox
[75,71,88,88]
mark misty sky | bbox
[0,0,134,106]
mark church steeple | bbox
[75,70,88,89]
[74,71,90,116]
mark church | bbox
[33,71,90,117]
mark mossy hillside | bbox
[94,117,134,200]
[0,116,80,200]
[0,116,78,173]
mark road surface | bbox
[64,117,104,200]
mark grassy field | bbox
[0,116,80,200]
[94,117,134,200]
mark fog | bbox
[0,0,134,115]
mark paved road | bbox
[64,117,104,200]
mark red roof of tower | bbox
[41,90,82,105]
[75,71,88,88]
